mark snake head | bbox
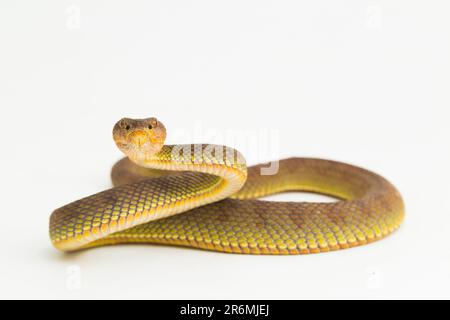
[113,117,166,161]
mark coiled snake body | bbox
[50,118,404,254]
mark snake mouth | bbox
[127,130,150,148]
[123,129,166,162]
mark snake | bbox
[50,117,405,254]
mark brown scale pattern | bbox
[50,152,404,254]
[50,172,223,249]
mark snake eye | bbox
[119,119,132,130]
[149,119,158,129]
[148,119,158,130]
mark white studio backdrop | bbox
[0,1,449,299]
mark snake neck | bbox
[133,144,248,199]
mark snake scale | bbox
[50,117,405,254]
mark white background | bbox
[1,1,449,299]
